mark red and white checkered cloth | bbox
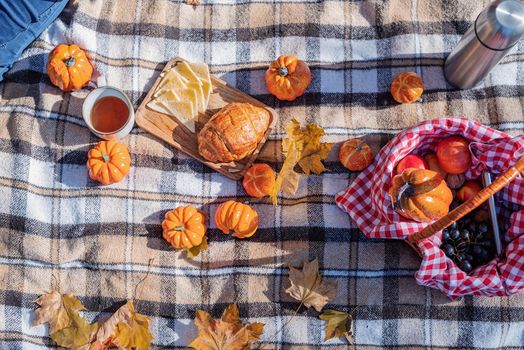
[335,117,524,298]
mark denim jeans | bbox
[0,0,68,81]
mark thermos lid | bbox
[475,0,524,50]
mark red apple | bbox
[424,153,447,178]
[456,180,482,202]
[436,136,471,174]
[396,154,429,174]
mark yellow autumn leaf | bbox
[270,118,331,205]
[110,300,153,350]
[298,142,333,175]
[186,235,208,258]
[49,308,98,349]
[319,309,354,342]
[285,258,337,312]
[188,304,264,350]
[33,291,87,334]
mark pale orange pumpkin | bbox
[214,200,258,238]
[389,168,453,222]
[243,164,276,198]
[390,72,423,104]
[265,55,311,101]
[86,141,131,185]
[162,206,207,250]
[47,44,93,91]
[339,139,373,171]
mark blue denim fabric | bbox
[0,0,68,81]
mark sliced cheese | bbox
[160,100,195,132]
[172,87,199,114]
[147,100,173,116]
[147,90,196,132]
[149,90,196,132]
[187,81,205,113]
[189,62,212,107]
[174,61,202,86]
[154,69,189,98]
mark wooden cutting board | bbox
[135,57,276,180]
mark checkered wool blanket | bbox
[1,0,524,349]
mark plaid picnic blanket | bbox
[1,0,524,349]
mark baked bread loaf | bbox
[198,103,270,163]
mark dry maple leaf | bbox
[188,304,264,350]
[285,258,337,312]
[50,311,98,350]
[94,300,152,350]
[319,309,354,342]
[270,118,332,205]
[33,291,87,334]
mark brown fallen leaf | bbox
[185,0,200,5]
[285,258,337,312]
[33,291,87,334]
[319,309,354,342]
[188,304,264,350]
[270,118,332,205]
[33,291,153,350]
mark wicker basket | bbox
[336,117,524,297]
[406,156,524,256]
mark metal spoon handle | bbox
[482,171,503,256]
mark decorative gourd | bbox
[162,206,207,250]
[339,139,373,171]
[47,44,93,91]
[86,141,131,185]
[214,200,259,238]
[390,72,423,103]
[265,55,311,101]
[389,168,453,222]
[243,163,276,198]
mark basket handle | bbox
[406,156,524,252]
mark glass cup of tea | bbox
[82,86,135,140]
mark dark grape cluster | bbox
[440,213,495,273]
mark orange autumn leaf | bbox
[188,304,264,350]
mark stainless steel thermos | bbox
[444,0,524,89]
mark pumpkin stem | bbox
[65,56,76,67]
[101,150,109,163]
[394,182,414,209]
[173,225,185,231]
[278,67,288,77]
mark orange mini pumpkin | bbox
[389,168,453,222]
[47,44,93,91]
[390,72,423,103]
[162,206,207,250]
[215,200,259,238]
[265,55,311,101]
[243,164,276,198]
[339,139,373,171]
[86,140,131,185]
